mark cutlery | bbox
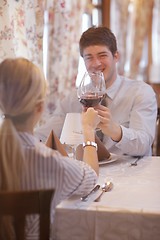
[94,181,113,202]
[130,156,142,166]
[81,184,100,201]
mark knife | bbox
[81,184,100,201]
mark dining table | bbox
[53,155,160,240]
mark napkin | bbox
[95,135,111,161]
[76,135,111,161]
[45,130,68,156]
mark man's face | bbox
[82,45,119,87]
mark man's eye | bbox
[84,57,92,61]
[99,54,107,58]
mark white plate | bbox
[99,153,119,165]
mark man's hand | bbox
[94,104,122,142]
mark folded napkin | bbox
[95,135,111,161]
[45,129,110,161]
[45,130,68,156]
[76,135,111,161]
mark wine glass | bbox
[77,71,106,107]
[60,113,83,159]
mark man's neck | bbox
[106,72,117,89]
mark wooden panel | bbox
[102,0,111,27]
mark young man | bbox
[35,26,157,156]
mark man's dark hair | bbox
[79,26,117,57]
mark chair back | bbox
[0,189,54,240]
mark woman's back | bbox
[0,58,99,239]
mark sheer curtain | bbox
[110,0,130,75]
[0,0,44,70]
[110,0,156,82]
[129,0,154,80]
[0,0,87,121]
[43,0,87,116]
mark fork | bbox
[130,156,142,166]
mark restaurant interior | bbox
[0,0,160,239]
[1,0,160,154]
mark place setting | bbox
[80,181,114,203]
[59,110,144,170]
[58,177,114,210]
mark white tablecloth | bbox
[53,156,160,240]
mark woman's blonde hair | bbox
[0,57,47,191]
[0,58,47,239]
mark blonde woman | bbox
[0,58,99,239]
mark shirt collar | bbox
[106,75,122,100]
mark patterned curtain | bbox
[0,0,87,121]
[129,0,154,80]
[110,0,155,81]
[0,0,44,70]
[44,0,87,115]
[110,0,130,75]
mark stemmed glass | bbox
[77,71,106,108]
[60,113,83,159]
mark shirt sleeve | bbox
[115,83,157,156]
[57,155,98,199]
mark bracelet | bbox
[82,141,98,151]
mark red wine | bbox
[79,93,104,107]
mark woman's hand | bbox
[81,107,99,176]
[82,107,100,131]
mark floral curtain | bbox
[44,0,87,115]
[0,0,87,120]
[0,0,44,70]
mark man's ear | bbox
[114,51,120,62]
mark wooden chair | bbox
[0,189,54,240]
